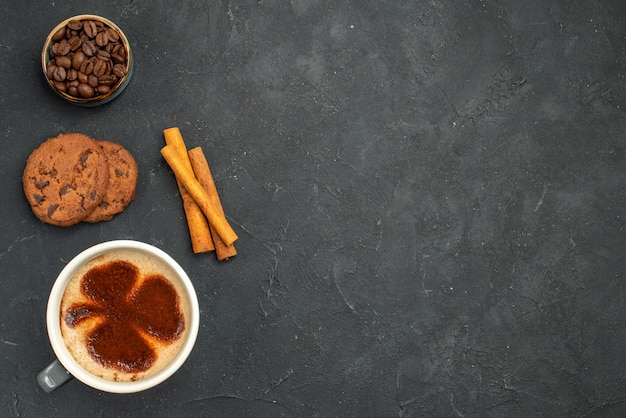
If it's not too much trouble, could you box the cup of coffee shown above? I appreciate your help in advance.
[37,240,199,393]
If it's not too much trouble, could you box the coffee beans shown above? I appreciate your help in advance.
[45,18,129,101]
[96,32,108,47]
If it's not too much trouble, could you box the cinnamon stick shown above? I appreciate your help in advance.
[162,127,214,253]
[188,147,237,261]
[161,145,238,247]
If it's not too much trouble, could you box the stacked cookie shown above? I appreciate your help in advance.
[22,132,137,226]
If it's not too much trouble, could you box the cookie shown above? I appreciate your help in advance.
[22,132,110,226]
[83,140,138,222]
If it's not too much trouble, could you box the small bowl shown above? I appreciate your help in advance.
[41,15,133,107]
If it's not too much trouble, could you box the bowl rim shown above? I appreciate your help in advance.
[41,14,133,106]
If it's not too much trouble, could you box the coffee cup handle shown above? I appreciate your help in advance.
[37,359,72,392]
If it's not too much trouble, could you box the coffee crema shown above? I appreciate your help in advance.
[60,249,190,382]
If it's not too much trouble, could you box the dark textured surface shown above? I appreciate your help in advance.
[1,1,625,416]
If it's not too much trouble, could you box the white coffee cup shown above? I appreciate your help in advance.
[37,240,200,393]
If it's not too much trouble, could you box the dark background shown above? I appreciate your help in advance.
[1,1,625,416]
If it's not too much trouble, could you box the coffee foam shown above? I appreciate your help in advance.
[60,249,191,382]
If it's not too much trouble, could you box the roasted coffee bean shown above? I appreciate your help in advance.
[111,53,125,64]
[95,32,108,47]
[83,21,98,38]
[79,59,94,75]
[67,20,82,31]
[77,83,95,98]
[68,35,82,51]
[71,50,86,70]
[57,39,71,55]
[112,64,126,78]
[95,20,105,32]
[51,27,66,42]
[96,49,110,61]
[77,71,88,84]
[97,85,111,94]
[92,59,107,77]
[105,27,120,42]
[55,55,72,69]
[67,68,78,81]
[68,85,79,96]
[98,74,117,85]
[82,40,97,57]
[46,63,57,79]
[111,43,124,54]
[49,43,59,58]
[54,80,67,92]
[88,74,99,88]
[52,66,66,82]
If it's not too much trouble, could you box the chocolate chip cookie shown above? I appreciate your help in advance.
[22,132,110,226]
[83,140,138,222]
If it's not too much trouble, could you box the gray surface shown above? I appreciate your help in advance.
[1,0,625,416]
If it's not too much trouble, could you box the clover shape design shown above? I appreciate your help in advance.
[65,260,185,373]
